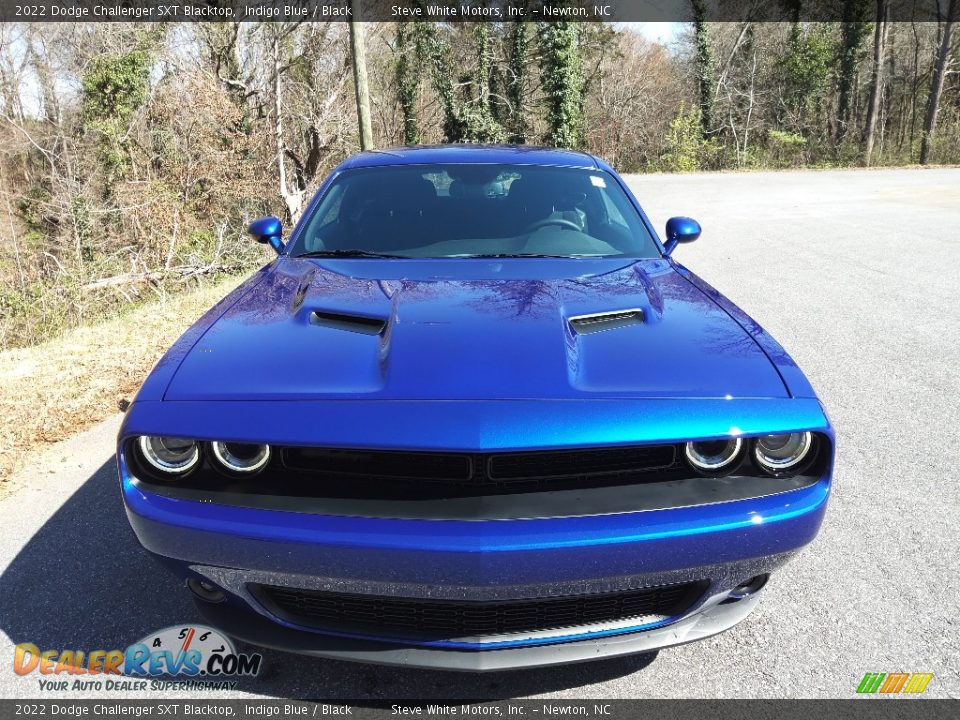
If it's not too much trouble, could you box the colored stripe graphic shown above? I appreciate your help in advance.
[903,673,934,694]
[880,673,909,693]
[857,672,932,694]
[857,673,886,694]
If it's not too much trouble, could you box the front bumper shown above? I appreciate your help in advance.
[119,397,833,668]
[122,463,829,667]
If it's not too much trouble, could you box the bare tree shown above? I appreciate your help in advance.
[722,47,760,167]
[920,0,958,164]
[863,0,890,165]
[270,26,304,221]
[264,23,354,222]
[196,23,263,114]
[0,24,27,123]
[3,20,960,352]
[349,1,374,150]
[26,27,61,125]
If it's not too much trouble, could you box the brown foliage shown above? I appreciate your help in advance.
[0,21,958,350]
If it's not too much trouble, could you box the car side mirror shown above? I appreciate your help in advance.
[664,216,701,256]
[249,216,284,255]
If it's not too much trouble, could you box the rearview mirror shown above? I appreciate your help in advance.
[249,216,284,254]
[664,216,701,256]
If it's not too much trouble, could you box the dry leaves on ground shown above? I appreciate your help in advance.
[0,276,246,484]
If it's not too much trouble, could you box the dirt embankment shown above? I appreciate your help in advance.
[0,276,245,486]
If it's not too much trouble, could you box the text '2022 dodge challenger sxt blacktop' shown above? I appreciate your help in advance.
[118,145,833,671]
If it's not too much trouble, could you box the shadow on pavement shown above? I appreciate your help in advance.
[0,458,657,698]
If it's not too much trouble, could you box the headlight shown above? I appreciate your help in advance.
[754,432,813,474]
[684,438,743,472]
[137,436,200,475]
[210,441,271,475]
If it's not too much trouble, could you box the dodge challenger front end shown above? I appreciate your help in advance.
[118,145,833,670]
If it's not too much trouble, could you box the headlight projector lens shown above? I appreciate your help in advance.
[754,432,813,473]
[138,436,199,475]
[210,441,271,474]
[685,438,743,472]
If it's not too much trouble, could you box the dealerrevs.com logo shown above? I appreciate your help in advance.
[13,625,262,692]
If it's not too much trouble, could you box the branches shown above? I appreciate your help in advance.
[2,20,960,349]
[81,262,246,291]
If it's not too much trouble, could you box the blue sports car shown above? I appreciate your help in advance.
[118,145,833,670]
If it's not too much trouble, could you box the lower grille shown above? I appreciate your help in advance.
[255,582,707,640]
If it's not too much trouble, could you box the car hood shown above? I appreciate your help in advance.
[164,258,788,401]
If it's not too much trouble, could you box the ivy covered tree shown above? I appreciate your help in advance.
[835,0,871,145]
[539,20,584,148]
[459,24,505,142]
[505,20,531,143]
[780,22,834,133]
[81,28,167,181]
[82,48,154,178]
[395,22,422,145]
[690,0,715,138]
[414,27,459,142]
[411,24,505,143]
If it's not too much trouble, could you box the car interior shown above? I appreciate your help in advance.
[297,165,658,258]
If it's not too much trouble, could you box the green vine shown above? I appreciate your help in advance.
[539,19,584,149]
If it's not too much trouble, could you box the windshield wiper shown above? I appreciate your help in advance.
[297,249,408,259]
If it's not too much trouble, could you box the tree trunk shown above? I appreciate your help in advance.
[506,21,529,143]
[908,20,921,146]
[0,47,24,123]
[475,24,491,112]
[713,22,750,103]
[28,35,60,125]
[920,0,958,164]
[539,22,584,149]
[862,0,889,166]
[272,35,303,222]
[395,23,420,145]
[424,30,462,142]
[349,1,374,151]
[691,0,715,138]
[836,0,870,147]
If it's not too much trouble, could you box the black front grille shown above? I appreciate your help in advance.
[279,444,679,499]
[255,582,707,640]
[284,448,473,481]
[488,445,675,480]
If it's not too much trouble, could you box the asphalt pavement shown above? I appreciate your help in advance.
[1,167,958,699]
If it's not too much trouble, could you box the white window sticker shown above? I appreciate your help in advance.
[590,175,606,188]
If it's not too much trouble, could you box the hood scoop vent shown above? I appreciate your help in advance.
[569,309,645,335]
[310,310,387,336]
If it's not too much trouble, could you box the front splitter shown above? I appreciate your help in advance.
[195,593,761,672]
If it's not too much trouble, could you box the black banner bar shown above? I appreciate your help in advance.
[0,0,955,24]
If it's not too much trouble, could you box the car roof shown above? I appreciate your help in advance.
[341,144,602,170]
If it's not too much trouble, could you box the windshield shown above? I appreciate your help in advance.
[292,163,660,259]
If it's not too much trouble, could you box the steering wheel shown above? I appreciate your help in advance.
[524,217,583,234]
